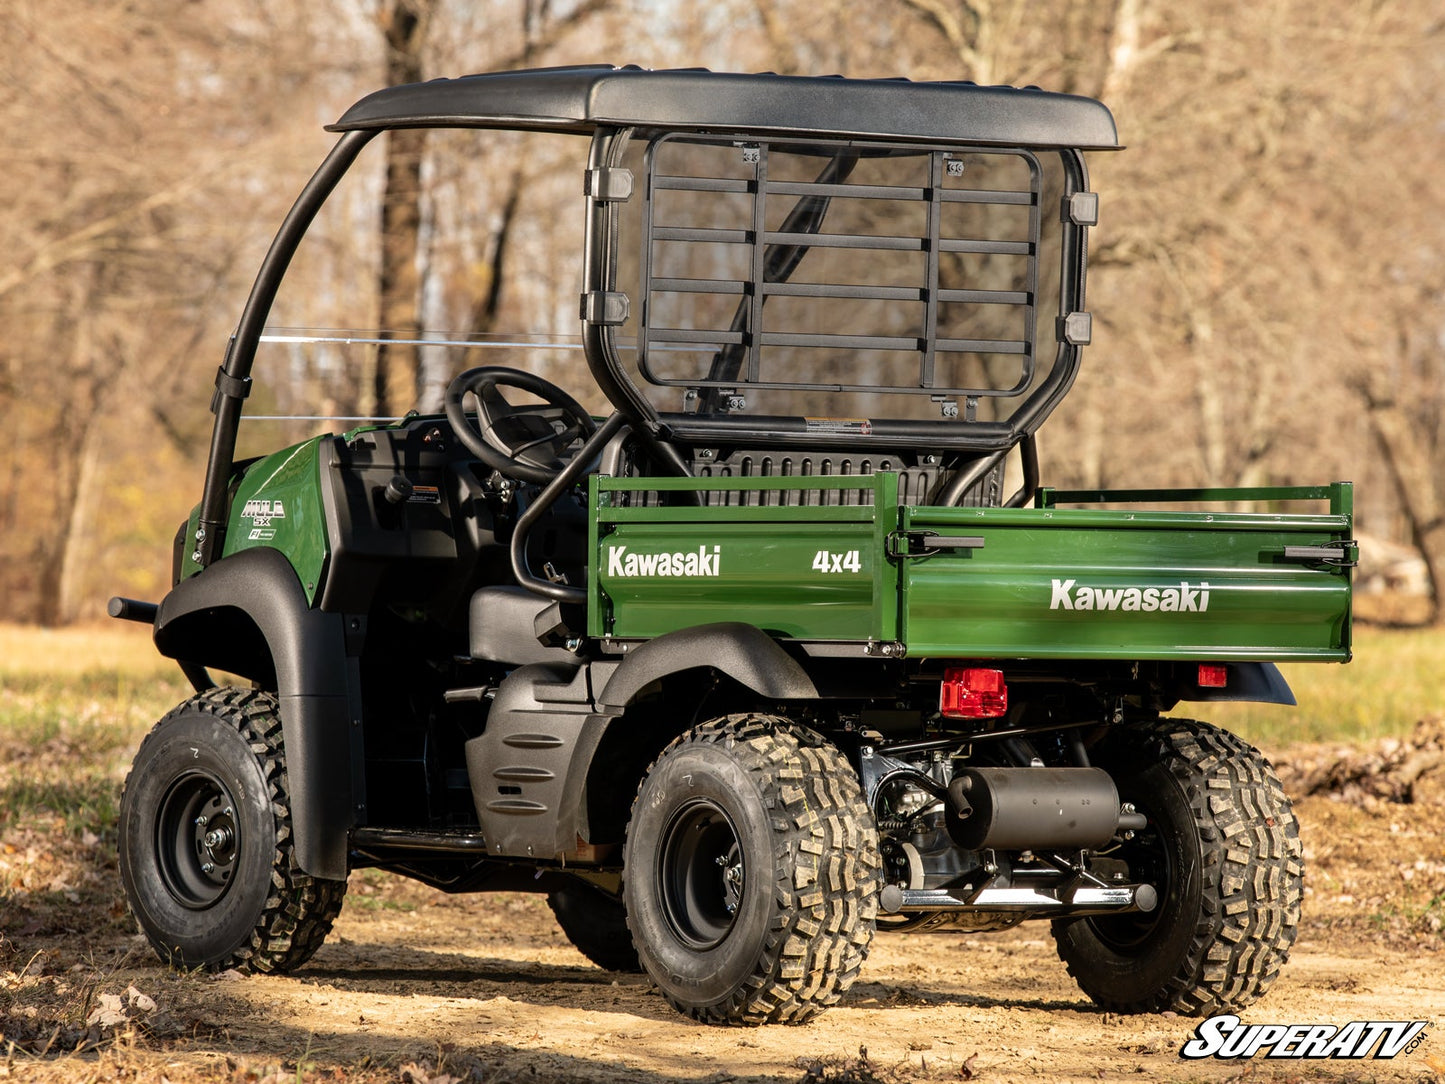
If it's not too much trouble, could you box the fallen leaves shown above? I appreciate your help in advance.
[796,1045,909,1083]
[399,1062,463,1084]
[1275,714,1445,805]
[84,984,156,1028]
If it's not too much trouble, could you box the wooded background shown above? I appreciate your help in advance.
[2,0,1441,626]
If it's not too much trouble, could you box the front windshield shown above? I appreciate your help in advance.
[234,122,1085,461]
[238,128,597,459]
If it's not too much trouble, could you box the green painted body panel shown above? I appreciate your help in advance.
[899,505,1351,661]
[591,475,1353,662]
[178,505,204,582]
[590,474,900,642]
[200,439,329,603]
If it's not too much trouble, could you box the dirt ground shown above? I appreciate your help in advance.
[2,727,1443,1083]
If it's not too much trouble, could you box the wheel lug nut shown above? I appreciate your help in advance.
[201,862,215,874]
[202,824,235,851]
[195,815,208,827]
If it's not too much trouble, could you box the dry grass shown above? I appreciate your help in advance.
[5,618,1440,744]
[1196,623,1445,749]
[0,638,452,1082]
[0,622,176,679]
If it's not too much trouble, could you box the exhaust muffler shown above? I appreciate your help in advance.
[945,766,1145,851]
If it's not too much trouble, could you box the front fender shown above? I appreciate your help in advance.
[154,547,356,879]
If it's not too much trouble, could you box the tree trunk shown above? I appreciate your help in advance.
[373,1,433,417]
[56,405,106,623]
[33,306,100,626]
[1365,395,1445,624]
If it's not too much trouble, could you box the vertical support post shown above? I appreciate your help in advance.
[196,130,376,566]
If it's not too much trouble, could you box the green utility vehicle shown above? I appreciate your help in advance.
[110,66,1354,1025]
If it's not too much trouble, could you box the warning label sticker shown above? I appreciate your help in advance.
[804,417,873,436]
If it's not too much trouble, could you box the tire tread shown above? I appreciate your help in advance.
[625,713,880,1025]
[1054,717,1302,1015]
[122,686,346,974]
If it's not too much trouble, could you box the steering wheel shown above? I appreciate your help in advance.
[444,366,597,486]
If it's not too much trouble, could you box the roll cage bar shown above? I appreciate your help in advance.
[196,66,1118,566]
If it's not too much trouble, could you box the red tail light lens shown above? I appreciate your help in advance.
[939,667,1008,719]
[1198,664,1229,688]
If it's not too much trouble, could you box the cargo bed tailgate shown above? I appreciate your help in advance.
[900,484,1354,661]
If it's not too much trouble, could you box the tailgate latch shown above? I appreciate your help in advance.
[887,531,986,558]
[1280,540,1358,568]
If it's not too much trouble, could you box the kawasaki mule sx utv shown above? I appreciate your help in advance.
[110,66,1354,1024]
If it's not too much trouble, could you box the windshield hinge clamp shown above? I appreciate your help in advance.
[581,291,630,326]
[586,167,634,202]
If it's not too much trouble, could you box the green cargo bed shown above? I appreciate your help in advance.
[589,476,1353,662]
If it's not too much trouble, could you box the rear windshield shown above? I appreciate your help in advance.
[606,133,1080,431]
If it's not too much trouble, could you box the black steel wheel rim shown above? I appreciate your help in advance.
[657,798,744,949]
[1083,803,1172,952]
[155,769,241,910]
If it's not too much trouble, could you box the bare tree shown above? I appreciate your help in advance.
[5,0,1444,625]
[369,0,615,416]
[0,0,368,623]
[372,0,435,418]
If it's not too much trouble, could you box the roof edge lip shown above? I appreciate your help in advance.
[325,64,1120,150]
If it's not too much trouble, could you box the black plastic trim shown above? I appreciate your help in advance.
[1172,661,1297,706]
[597,622,818,710]
[154,548,358,879]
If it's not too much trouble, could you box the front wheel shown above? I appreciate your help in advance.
[1053,717,1302,1015]
[118,687,346,973]
[623,715,880,1025]
[547,880,643,973]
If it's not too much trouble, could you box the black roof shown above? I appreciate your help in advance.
[328,65,1119,150]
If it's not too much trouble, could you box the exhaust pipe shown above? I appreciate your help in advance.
[879,881,1158,917]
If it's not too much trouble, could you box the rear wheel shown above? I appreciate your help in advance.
[118,687,346,973]
[623,714,880,1025]
[547,880,642,973]
[1052,717,1302,1014]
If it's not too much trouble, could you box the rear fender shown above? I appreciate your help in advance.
[1169,661,1296,706]
[596,622,817,711]
[154,546,358,880]
[471,625,819,859]
[566,624,820,850]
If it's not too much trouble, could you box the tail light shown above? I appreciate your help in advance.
[1198,664,1229,689]
[939,667,1008,719]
